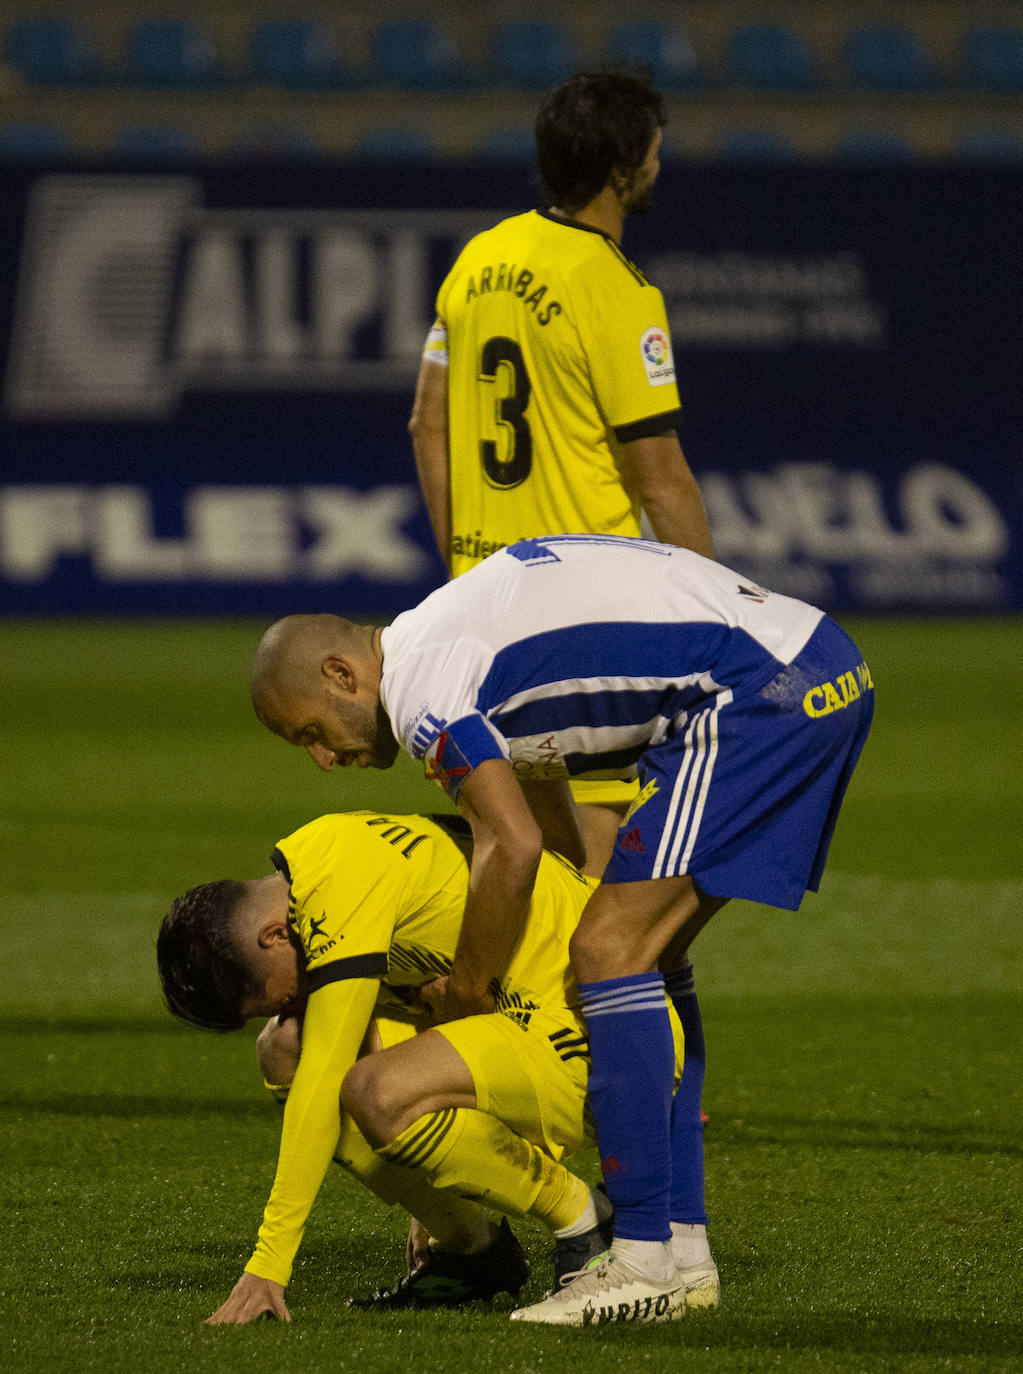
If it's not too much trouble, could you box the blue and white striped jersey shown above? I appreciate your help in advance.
[379,536,824,798]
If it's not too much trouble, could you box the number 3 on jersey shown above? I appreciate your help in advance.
[479,336,533,488]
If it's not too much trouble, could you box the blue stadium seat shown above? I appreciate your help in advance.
[727,24,820,90]
[606,22,701,90]
[958,129,1023,163]
[353,127,438,159]
[4,18,102,85]
[961,26,1023,93]
[717,129,797,161]
[112,125,198,161]
[0,121,72,159]
[235,126,323,160]
[370,20,467,89]
[124,18,225,88]
[489,21,579,89]
[843,25,935,91]
[249,19,347,88]
[478,126,536,160]
[834,130,915,162]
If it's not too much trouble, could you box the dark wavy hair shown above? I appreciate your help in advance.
[157,879,252,1031]
[535,69,666,214]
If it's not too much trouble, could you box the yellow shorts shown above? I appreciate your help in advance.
[435,1001,685,1163]
[569,778,639,808]
[437,1005,592,1161]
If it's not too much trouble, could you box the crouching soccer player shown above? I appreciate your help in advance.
[156,810,698,1326]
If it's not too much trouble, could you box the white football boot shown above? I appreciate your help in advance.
[510,1240,686,1327]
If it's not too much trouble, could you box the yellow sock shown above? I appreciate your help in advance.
[335,1112,492,1253]
[380,1107,589,1233]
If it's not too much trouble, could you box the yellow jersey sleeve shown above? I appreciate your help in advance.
[244,975,379,1286]
[571,251,681,436]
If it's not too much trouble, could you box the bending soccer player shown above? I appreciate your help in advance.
[251,534,874,1326]
[157,809,688,1325]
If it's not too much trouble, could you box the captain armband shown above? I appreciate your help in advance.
[422,321,449,366]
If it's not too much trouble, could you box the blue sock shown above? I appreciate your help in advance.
[664,963,708,1226]
[578,973,674,1242]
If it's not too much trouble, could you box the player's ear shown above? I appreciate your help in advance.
[256,918,292,949]
[322,654,356,692]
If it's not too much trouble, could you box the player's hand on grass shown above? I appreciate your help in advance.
[420,975,495,1023]
[406,1217,432,1271]
[205,1272,291,1324]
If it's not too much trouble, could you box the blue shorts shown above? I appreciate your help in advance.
[601,617,874,910]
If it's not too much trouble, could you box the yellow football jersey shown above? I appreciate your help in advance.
[273,810,597,1016]
[431,210,682,577]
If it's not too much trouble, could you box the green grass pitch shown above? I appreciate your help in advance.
[1,615,1021,1373]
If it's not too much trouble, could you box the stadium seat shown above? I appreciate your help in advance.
[606,22,701,90]
[488,21,579,89]
[727,24,820,90]
[717,129,797,161]
[353,127,438,159]
[843,25,935,91]
[960,26,1023,93]
[249,19,347,88]
[124,18,225,87]
[0,121,72,159]
[234,126,323,160]
[957,129,1023,163]
[834,130,915,162]
[112,124,199,161]
[478,126,536,160]
[4,17,102,85]
[370,19,467,89]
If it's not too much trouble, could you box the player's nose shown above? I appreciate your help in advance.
[306,742,338,771]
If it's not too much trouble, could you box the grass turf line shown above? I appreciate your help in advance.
[1,616,1021,1372]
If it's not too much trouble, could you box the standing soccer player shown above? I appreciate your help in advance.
[250,536,874,1325]
[410,69,711,580]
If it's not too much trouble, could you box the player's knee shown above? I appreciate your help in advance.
[255,1013,301,1086]
[569,922,623,981]
[342,1057,400,1148]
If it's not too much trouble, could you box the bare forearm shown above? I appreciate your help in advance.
[409,358,451,567]
[450,837,541,1001]
[644,468,714,558]
[624,433,715,559]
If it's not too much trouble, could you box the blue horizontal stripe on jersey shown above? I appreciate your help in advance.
[476,622,732,717]
[489,685,708,741]
[477,621,785,720]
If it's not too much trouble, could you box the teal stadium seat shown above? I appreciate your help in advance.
[112,124,198,160]
[0,121,72,158]
[250,19,347,89]
[4,17,102,85]
[124,17,225,88]
[727,24,820,90]
[718,129,797,160]
[843,25,936,91]
[370,19,468,89]
[834,130,915,161]
[489,21,579,90]
[961,26,1023,92]
[958,129,1023,162]
[606,22,701,90]
[353,127,438,159]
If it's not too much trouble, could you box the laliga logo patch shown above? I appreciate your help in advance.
[639,327,676,387]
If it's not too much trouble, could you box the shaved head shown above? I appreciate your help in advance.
[250,613,398,771]
[250,613,365,719]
